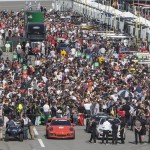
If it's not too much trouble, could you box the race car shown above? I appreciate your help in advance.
[96,117,126,140]
[85,112,108,133]
[46,118,75,139]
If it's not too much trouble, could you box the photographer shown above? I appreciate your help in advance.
[89,118,96,143]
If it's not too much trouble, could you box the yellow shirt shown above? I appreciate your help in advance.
[61,50,67,56]
[98,57,104,63]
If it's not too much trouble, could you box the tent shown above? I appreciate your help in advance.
[134,16,150,26]
[121,11,137,19]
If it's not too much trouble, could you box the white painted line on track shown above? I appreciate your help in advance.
[38,139,45,148]
[33,127,39,135]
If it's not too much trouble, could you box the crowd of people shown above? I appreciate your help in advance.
[0,5,149,143]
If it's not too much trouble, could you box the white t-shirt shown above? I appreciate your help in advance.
[43,104,50,112]
[102,121,112,131]
[94,103,100,114]
[5,43,11,48]
[84,103,92,110]
[16,44,21,50]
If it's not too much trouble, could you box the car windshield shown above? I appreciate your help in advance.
[112,119,120,124]
[107,118,121,124]
[94,116,103,122]
[51,120,71,126]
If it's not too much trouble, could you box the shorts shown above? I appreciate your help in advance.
[140,129,146,135]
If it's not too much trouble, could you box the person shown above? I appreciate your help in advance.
[5,41,11,52]
[89,118,97,143]
[111,120,118,144]
[43,101,50,125]
[134,116,142,144]
[35,102,41,126]
[6,115,16,127]
[51,100,57,118]
[0,117,4,140]
[122,102,130,128]
[119,117,126,144]
[0,105,3,118]
[72,110,78,125]
[78,103,86,126]
[17,101,23,118]
[28,119,35,140]
[65,106,70,119]
[102,118,112,145]
[22,114,29,140]
[0,48,3,59]
[94,100,100,115]
[140,114,147,144]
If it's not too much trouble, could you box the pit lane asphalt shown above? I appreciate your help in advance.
[0,126,149,150]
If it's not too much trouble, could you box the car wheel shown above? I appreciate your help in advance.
[19,133,23,142]
[5,133,9,142]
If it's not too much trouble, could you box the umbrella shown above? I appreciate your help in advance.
[136,86,142,93]
[117,90,134,98]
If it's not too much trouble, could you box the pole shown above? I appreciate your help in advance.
[113,0,116,33]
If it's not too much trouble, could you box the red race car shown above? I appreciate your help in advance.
[46,118,75,139]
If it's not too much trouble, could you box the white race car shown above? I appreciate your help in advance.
[96,117,125,140]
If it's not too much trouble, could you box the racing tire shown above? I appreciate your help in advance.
[5,133,9,142]
[19,134,23,142]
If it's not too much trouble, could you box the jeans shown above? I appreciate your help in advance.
[112,131,118,144]
[89,131,96,143]
[120,130,125,143]
[102,130,109,144]
[0,127,3,139]
[23,126,28,140]
[44,112,49,125]
[73,118,78,125]
[135,129,142,144]
[35,116,41,126]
